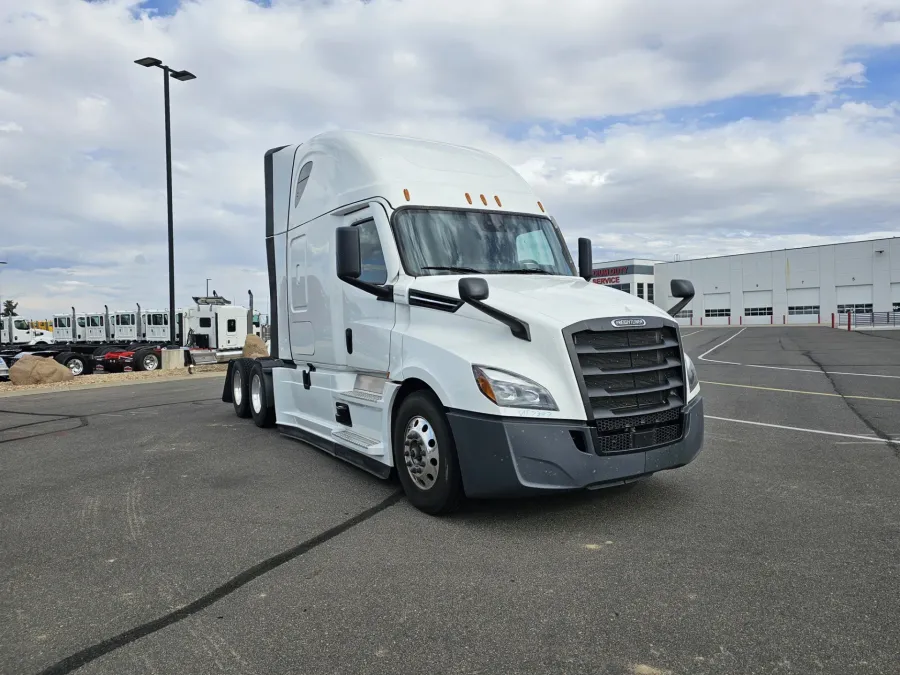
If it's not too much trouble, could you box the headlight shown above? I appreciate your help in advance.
[472,365,558,410]
[685,354,699,394]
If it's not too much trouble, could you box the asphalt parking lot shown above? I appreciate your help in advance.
[2,327,898,675]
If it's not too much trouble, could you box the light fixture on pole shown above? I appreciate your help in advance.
[134,56,196,345]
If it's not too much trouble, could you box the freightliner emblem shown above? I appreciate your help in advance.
[611,317,646,328]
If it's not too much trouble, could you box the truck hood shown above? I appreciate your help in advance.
[406,275,673,326]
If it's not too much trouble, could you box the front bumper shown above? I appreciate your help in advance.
[448,396,704,498]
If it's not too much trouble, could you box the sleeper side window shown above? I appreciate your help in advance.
[294,162,313,208]
[227,319,236,333]
[355,219,388,285]
[199,318,211,328]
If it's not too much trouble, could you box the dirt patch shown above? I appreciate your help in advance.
[0,363,228,396]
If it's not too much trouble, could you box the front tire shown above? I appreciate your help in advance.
[55,351,87,376]
[392,391,463,515]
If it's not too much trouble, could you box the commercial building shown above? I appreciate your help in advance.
[590,259,660,303]
[651,236,900,325]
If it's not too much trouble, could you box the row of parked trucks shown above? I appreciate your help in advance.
[1,296,267,378]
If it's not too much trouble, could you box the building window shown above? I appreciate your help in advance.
[837,304,873,314]
[788,305,820,315]
[647,283,654,304]
[603,283,631,293]
[893,302,900,312]
[636,282,644,299]
[744,307,773,317]
[705,309,731,318]
[199,318,212,328]
[674,309,693,319]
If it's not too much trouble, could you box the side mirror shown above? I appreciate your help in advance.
[458,277,489,302]
[668,279,695,317]
[578,238,593,281]
[335,226,361,279]
[671,279,694,298]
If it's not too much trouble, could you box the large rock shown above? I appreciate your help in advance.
[9,355,75,385]
[242,334,269,358]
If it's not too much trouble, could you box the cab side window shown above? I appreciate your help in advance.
[356,219,387,285]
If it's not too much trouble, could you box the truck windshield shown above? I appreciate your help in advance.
[393,208,576,277]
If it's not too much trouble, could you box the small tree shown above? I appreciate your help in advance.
[1,300,18,317]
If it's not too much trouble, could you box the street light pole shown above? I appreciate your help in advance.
[162,65,176,345]
[0,261,7,344]
[134,56,196,345]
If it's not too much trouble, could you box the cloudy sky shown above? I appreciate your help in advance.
[2,0,900,317]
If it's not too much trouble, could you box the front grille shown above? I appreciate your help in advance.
[568,323,686,454]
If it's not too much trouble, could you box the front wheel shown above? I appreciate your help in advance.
[392,391,463,515]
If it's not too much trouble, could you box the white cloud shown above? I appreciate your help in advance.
[0,0,899,315]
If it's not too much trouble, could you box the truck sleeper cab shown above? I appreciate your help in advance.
[223,130,704,515]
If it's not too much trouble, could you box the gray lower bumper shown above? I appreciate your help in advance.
[447,397,704,499]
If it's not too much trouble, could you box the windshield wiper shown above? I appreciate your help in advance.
[497,268,552,274]
[421,266,485,274]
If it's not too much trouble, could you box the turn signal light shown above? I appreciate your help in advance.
[475,371,497,403]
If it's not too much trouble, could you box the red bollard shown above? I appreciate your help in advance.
[831,313,835,329]
[728,316,731,325]
[783,314,786,324]
[700,317,703,326]
[848,312,852,331]
[740,315,742,325]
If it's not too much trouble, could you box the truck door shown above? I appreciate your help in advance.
[341,204,397,374]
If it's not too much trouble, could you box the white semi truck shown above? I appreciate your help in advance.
[1,317,53,345]
[223,130,703,515]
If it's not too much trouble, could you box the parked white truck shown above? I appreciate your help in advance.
[223,130,703,514]
[1,317,53,345]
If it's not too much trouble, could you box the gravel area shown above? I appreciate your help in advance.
[0,363,228,394]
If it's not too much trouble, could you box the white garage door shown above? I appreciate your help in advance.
[742,290,773,324]
[787,288,820,322]
[836,285,873,314]
[703,292,731,324]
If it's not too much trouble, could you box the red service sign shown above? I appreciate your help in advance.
[593,276,621,284]
[592,267,628,277]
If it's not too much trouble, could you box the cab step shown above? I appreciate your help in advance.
[337,388,384,408]
[332,429,383,456]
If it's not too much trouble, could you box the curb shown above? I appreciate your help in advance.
[0,370,225,398]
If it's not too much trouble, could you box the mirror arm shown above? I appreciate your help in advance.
[461,297,531,341]
[338,275,394,301]
[668,297,692,317]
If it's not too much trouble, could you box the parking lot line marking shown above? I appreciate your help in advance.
[700,380,900,403]
[743,364,900,379]
[698,328,746,364]
[681,330,704,337]
[707,416,898,444]
[695,327,900,379]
